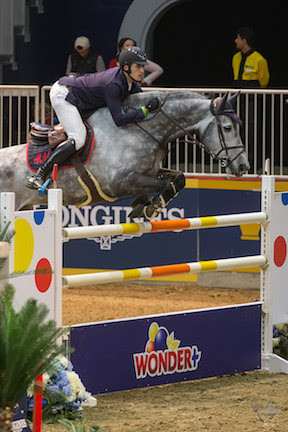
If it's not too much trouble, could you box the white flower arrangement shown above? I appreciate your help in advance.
[27,355,96,422]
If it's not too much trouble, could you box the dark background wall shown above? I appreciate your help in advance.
[153,1,288,88]
[3,0,288,89]
[3,0,133,86]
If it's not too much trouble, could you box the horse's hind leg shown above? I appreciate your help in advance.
[143,169,186,220]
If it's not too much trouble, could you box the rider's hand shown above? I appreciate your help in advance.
[145,97,160,113]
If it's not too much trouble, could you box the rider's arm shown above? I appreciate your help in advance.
[103,83,145,127]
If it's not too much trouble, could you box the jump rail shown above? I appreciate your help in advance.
[62,255,266,288]
[62,212,267,240]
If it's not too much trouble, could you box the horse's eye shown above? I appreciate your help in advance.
[224,125,232,131]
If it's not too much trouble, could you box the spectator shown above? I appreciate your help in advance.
[232,27,270,88]
[109,37,163,86]
[66,36,106,75]
[232,28,270,173]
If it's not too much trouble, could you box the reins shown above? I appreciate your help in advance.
[133,95,245,169]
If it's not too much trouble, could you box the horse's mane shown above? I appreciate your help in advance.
[123,90,208,108]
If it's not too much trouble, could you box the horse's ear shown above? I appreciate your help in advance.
[227,91,240,109]
[216,92,228,113]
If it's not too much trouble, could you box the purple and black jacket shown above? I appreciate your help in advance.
[59,67,144,126]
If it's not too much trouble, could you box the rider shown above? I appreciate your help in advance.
[26,46,160,190]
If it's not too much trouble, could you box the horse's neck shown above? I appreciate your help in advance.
[157,95,212,141]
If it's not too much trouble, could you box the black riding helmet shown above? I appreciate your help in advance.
[119,47,148,76]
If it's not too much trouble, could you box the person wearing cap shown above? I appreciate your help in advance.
[26,46,160,190]
[66,36,106,75]
[109,37,164,86]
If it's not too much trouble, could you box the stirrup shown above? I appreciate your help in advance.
[25,174,45,190]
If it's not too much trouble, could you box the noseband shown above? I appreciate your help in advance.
[135,96,245,169]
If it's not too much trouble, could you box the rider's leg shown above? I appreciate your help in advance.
[26,139,76,189]
[26,82,86,190]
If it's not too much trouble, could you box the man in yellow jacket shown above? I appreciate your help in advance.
[232,28,270,88]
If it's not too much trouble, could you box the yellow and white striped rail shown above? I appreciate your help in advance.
[62,255,267,288]
[62,212,267,241]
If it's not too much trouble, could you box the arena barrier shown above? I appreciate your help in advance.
[2,175,288,394]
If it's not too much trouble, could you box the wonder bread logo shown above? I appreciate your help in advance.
[133,322,201,379]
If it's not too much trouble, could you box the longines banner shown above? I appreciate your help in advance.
[62,188,261,271]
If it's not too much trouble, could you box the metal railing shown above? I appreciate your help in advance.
[151,88,288,177]
[1,85,288,177]
[0,85,39,148]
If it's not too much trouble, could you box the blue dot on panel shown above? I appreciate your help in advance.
[34,210,45,225]
[281,193,288,206]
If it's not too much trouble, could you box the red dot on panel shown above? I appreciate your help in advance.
[274,236,287,267]
[35,258,52,293]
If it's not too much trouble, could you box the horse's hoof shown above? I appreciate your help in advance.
[131,194,149,208]
[143,195,166,220]
[128,203,145,219]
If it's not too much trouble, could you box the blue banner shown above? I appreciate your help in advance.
[70,302,261,394]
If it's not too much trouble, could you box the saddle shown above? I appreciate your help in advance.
[27,122,116,207]
[27,121,94,169]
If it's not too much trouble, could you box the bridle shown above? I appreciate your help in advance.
[135,96,246,169]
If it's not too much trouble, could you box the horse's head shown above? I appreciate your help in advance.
[199,92,250,176]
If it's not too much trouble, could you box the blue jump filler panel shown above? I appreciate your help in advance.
[70,302,261,394]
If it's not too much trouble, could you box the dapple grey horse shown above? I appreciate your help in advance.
[0,90,249,217]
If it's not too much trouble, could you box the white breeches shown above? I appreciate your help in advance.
[49,81,86,151]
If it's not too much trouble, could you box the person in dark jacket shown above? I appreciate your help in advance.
[26,47,160,190]
[66,36,106,75]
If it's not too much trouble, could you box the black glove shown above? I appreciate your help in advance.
[145,97,160,113]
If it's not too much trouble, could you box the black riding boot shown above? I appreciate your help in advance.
[25,139,76,190]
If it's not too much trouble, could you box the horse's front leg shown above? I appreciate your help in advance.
[143,169,186,220]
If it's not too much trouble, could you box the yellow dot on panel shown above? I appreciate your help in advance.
[14,218,34,273]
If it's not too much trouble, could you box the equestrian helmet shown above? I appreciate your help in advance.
[119,46,148,68]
